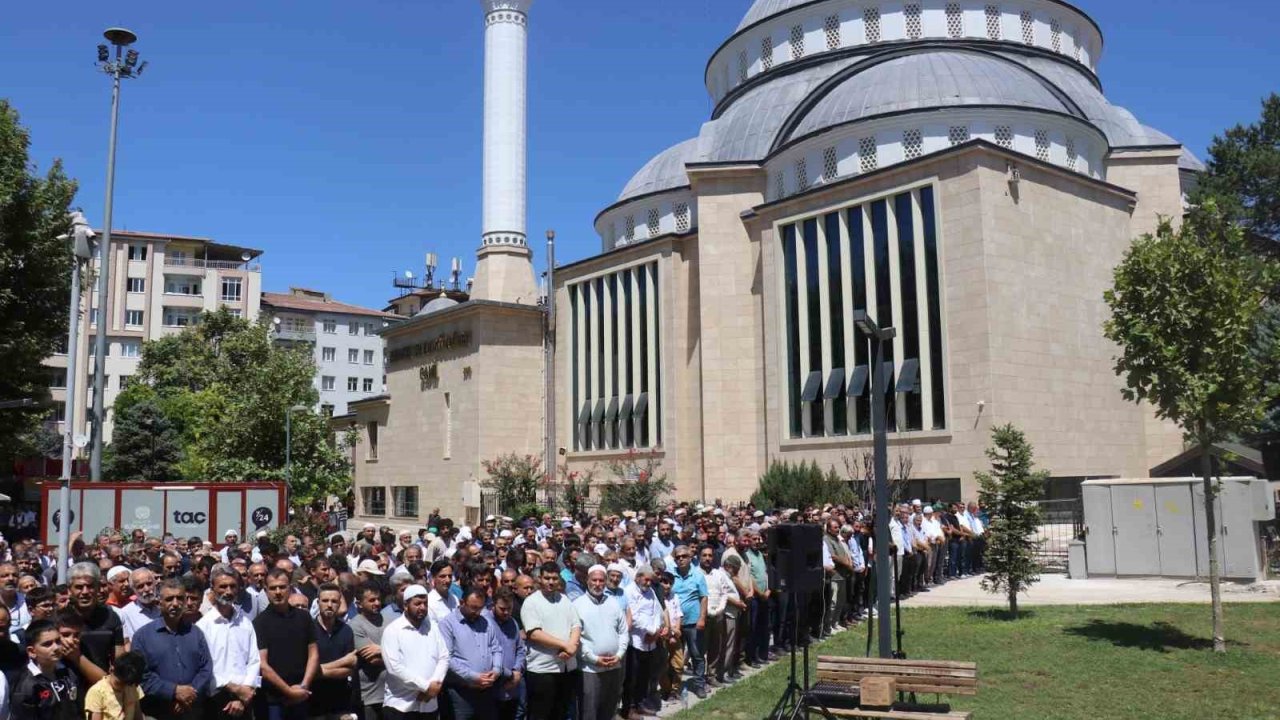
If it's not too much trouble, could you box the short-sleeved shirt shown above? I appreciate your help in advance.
[85,676,143,720]
[311,619,354,714]
[349,612,386,707]
[79,604,125,676]
[253,605,316,701]
[671,567,707,626]
[519,591,581,674]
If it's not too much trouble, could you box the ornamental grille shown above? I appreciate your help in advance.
[1021,11,1034,45]
[985,5,1001,40]
[903,129,923,160]
[859,136,878,173]
[864,7,881,43]
[739,50,749,83]
[946,3,963,38]
[823,146,839,181]
[610,222,617,244]
[647,208,661,238]
[1035,130,1050,161]
[905,4,923,39]
[994,125,1013,148]
[1074,39,1082,62]
[948,125,970,146]
[1050,19,1062,52]
[775,171,786,200]
[624,215,635,242]
[790,25,805,60]
[761,36,774,70]
[674,203,690,232]
[824,15,841,50]
[795,158,810,191]
[1065,138,1078,170]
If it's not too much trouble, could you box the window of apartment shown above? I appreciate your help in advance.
[164,277,201,295]
[163,310,197,327]
[228,308,242,318]
[168,249,188,264]
[126,278,145,294]
[362,487,386,516]
[88,308,99,326]
[348,322,360,335]
[220,277,242,302]
[392,486,418,518]
[119,374,132,389]
[125,310,144,327]
[121,341,141,358]
[320,403,334,417]
[127,244,148,261]
[367,421,379,460]
[323,319,336,334]
[50,403,66,424]
[49,369,67,388]
[347,377,358,392]
[363,349,375,365]
[322,347,336,362]
[365,322,375,335]
[321,375,335,391]
[348,348,359,364]
[362,378,374,392]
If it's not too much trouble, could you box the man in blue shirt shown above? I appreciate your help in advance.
[670,545,708,698]
[131,578,213,720]
[485,586,526,720]
[438,587,505,720]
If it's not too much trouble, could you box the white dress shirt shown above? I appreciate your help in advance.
[119,601,161,641]
[625,583,662,652]
[968,514,985,537]
[427,589,458,624]
[381,614,449,713]
[705,568,738,618]
[196,606,261,692]
[888,519,908,557]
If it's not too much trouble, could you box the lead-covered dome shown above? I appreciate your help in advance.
[618,138,702,202]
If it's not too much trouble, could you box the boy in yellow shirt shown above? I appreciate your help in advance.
[84,650,145,720]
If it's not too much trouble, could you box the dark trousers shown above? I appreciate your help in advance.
[382,708,437,720]
[771,590,790,650]
[749,596,770,663]
[623,646,656,711]
[525,671,576,720]
[362,705,383,720]
[970,536,986,573]
[948,539,969,576]
[144,698,207,720]
[206,689,254,720]
[444,685,497,720]
[681,624,706,692]
[265,703,308,720]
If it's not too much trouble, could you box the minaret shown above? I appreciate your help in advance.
[472,0,538,304]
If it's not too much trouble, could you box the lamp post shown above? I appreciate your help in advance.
[854,310,896,658]
[544,229,556,500]
[284,404,309,489]
[89,28,147,481]
[56,212,95,583]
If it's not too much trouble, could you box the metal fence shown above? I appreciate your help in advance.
[1032,496,1084,573]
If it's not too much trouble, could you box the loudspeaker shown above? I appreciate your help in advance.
[766,523,824,593]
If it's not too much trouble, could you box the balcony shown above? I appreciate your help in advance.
[274,328,316,343]
[165,257,261,272]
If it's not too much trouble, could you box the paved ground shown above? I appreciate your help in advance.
[902,573,1280,607]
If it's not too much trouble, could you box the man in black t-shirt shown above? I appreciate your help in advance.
[310,584,355,720]
[64,563,123,692]
[255,568,318,720]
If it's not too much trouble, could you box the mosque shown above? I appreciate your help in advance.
[342,0,1203,527]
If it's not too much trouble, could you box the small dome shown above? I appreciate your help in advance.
[786,51,1076,144]
[618,138,702,201]
[416,294,459,316]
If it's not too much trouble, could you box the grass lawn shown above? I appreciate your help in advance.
[670,603,1280,720]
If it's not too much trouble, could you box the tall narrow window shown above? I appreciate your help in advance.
[985,5,1001,40]
[948,125,970,146]
[789,25,805,60]
[995,125,1013,148]
[738,50,749,83]
[946,3,963,38]
[1021,11,1035,44]
[443,392,452,459]
[905,4,922,39]
[824,15,841,50]
[322,347,335,362]
[761,36,774,70]
[863,7,881,43]
[903,129,923,160]
[647,208,661,238]
[795,158,809,192]
[367,421,378,460]
[674,202,690,233]
[1050,18,1062,52]
[1035,130,1050,161]
[859,136,878,173]
[822,146,839,182]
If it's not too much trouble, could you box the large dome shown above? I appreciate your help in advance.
[736,0,808,31]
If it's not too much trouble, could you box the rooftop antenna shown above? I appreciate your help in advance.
[450,257,462,290]
[425,252,438,289]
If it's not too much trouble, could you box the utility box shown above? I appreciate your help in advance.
[1081,477,1274,581]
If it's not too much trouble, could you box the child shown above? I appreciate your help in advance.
[10,620,78,720]
[84,651,145,720]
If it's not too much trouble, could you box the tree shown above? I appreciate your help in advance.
[600,450,674,516]
[1194,93,1280,240]
[557,465,596,521]
[751,459,855,510]
[110,308,354,503]
[1104,200,1280,651]
[105,398,182,481]
[0,101,77,459]
[481,453,543,519]
[975,424,1046,616]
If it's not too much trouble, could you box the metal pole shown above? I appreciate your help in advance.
[872,334,892,658]
[544,230,556,501]
[89,57,123,481]
[57,257,82,584]
[285,411,293,488]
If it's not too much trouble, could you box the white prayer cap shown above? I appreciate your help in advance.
[594,543,609,556]
[499,529,513,539]
[912,499,922,506]
[224,529,238,538]
[607,562,627,575]
[403,584,429,601]
[107,566,130,581]
[923,506,934,514]
[587,564,607,577]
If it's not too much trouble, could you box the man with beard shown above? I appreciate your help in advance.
[119,569,161,646]
[349,585,387,720]
[0,562,31,637]
[485,587,525,720]
[255,568,319,720]
[311,584,356,720]
[622,567,663,718]
[196,565,260,720]
[132,579,213,720]
[381,585,447,720]
[511,576,536,630]
[574,565,628,720]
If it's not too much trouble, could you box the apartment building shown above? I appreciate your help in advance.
[43,230,263,444]
[261,288,399,416]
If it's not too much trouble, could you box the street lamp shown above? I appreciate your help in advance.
[55,212,96,584]
[853,309,897,658]
[284,404,309,488]
[89,28,147,481]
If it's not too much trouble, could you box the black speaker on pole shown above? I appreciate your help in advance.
[766,523,824,594]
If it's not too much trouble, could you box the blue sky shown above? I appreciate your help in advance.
[4,1,1277,310]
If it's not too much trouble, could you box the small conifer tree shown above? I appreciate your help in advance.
[975,424,1047,616]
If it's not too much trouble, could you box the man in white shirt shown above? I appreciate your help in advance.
[966,502,986,573]
[381,584,448,720]
[922,507,946,586]
[700,546,740,687]
[426,560,458,624]
[196,564,261,719]
[622,567,664,718]
[120,567,161,645]
[220,530,239,563]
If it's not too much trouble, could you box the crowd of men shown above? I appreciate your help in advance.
[0,497,988,720]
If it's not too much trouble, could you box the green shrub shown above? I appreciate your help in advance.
[750,460,856,510]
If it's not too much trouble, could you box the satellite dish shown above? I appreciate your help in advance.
[405,271,415,279]
[74,434,89,448]
[273,317,281,326]
[241,252,251,262]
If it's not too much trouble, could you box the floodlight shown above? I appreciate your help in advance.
[97,45,109,62]
[125,49,139,68]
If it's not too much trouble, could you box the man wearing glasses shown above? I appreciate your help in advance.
[669,548,708,698]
